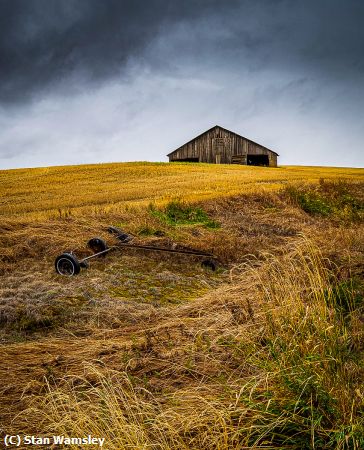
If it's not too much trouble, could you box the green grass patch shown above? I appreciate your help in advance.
[326,277,364,315]
[286,180,363,221]
[149,200,220,228]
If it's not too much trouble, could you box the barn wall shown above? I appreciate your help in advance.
[169,127,277,167]
[269,154,277,167]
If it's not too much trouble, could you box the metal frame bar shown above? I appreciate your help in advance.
[79,243,214,265]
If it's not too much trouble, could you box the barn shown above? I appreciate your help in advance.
[167,125,278,167]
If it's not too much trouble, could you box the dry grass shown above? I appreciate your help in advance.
[22,235,364,449]
[1,162,363,222]
[0,188,307,338]
[0,163,363,449]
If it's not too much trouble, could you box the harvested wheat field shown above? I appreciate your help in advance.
[0,162,364,449]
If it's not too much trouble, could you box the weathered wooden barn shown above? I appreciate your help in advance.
[167,125,278,167]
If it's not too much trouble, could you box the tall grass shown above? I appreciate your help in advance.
[33,237,364,449]
[239,237,364,449]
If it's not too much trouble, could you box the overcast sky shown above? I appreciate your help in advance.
[0,0,363,169]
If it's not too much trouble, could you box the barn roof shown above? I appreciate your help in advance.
[167,125,279,156]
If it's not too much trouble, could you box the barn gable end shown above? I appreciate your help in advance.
[167,125,278,167]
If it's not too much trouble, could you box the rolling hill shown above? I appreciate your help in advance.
[0,162,363,449]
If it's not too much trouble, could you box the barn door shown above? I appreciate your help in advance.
[213,137,232,164]
[213,138,226,164]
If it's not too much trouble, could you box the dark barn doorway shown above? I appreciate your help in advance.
[247,154,269,166]
[171,158,199,162]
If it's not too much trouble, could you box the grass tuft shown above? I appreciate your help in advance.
[286,180,363,222]
[150,199,220,228]
[149,200,220,228]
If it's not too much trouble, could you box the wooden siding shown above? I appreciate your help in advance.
[168,126,277,167]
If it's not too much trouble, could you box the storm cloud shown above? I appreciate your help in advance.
[0,0,363,168]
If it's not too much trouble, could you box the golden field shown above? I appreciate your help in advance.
[1,162,363,221]
[0,162,363,449]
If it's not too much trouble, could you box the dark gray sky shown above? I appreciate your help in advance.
[0,0,363,169]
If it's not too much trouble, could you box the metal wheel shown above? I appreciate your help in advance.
[88,237,108,254]
[55,253,81,276]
